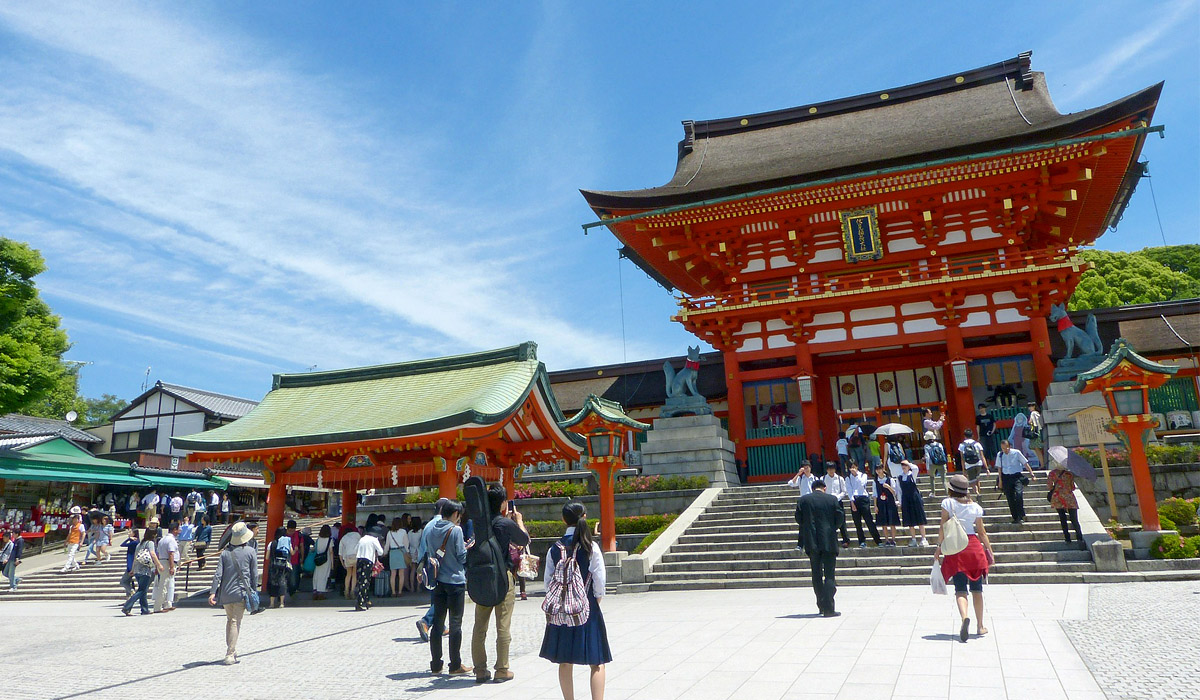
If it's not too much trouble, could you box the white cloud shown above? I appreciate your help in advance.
[1056,0,1197,105]
[0,2,636,379]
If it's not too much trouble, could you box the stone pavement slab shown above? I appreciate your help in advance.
[0,582,1183,699]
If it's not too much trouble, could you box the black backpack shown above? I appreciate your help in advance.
[962,441,981,465]
[463,476,510,607]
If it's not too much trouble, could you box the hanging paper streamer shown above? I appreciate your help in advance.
[391,465,399,487]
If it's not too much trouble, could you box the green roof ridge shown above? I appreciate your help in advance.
[273,341,538,390]
[561,394,650,431]
[1073,337,1180,391]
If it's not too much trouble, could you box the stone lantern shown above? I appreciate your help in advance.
[561,395,649,552]
[1074,338,1178,535]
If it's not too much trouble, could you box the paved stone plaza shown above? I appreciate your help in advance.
[0,582,1193,699]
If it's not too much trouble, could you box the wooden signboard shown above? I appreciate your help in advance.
[1071,405,1119,520]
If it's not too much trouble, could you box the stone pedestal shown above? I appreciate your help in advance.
[1042,380,1109,448]
[603,550,626,586]
[640,414,739,487]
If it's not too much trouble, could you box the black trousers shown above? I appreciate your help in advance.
[809,552,837,614]
[1001,472,1026,522]
[851,496,881,545]
[836,502,850,543]
[1057,508,1084,543]
[430,581,466,671]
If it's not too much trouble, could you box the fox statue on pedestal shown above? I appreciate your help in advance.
[1049,303,1103,357]
[664,346,703,398]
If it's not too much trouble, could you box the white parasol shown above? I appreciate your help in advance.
[871,423,915,438]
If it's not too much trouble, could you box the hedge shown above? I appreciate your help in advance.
[524,513,679,539]
[633,515,679,554]
[1159,497,1198,528]
[1078,445,1200,469]
[512,481,588,499]
[404,488,463,504]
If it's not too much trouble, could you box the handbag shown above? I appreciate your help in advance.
[314,541,329,567]
[940,504,969,556]
[418,529,453,591]
[371,559,385,577]
[302,549,316,574]
[517,552,540,580]
[135,543,154,567]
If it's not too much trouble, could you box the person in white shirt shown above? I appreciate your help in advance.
[384,517,410,597]
[835,433,850,473]
[822,462,852,547]
[787,461,815,496]
[354,527,384,611]
[153,522,180,613]
[922,431,949,497]
[956,429,990,495]
[141,490,160,525]
[845,463,881,548]
[338,524,362,599]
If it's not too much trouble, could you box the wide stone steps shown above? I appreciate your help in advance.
[632,478,1149,591]
[1,517,327,602]
[631,569,1200,592]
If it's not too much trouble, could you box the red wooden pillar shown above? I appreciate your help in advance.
[815,374,838,463]
[1029,316,1054,399]
[795,344,822,462]
[264,475,286,588]
[437,463,459,500]
[341,486,357,527]
[594,461,617,553]
[1122,418,1162,531]
[724,350,747,464]
[944,326,976,452]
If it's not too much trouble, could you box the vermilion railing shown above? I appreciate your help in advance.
[678,249,1079,314]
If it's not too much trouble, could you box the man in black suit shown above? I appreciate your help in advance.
[796,480,845,617]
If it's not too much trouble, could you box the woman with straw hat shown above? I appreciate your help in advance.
[935,474,995,643]
[209,521,258,665]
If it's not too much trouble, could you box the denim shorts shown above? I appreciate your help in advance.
[952,572,983,593]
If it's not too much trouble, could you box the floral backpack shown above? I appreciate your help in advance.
[541,542,590,627]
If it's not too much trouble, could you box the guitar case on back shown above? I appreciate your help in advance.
[463,475,510,607]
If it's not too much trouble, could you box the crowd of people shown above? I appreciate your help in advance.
[796,400,1085,639]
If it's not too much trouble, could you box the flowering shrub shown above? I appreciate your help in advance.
[614,475,708,494]
[511,481,588,500]
[1159,497,1198,528]
[1151,533,1200,559]
[1078,444,1200,469]
[404,488,462,504]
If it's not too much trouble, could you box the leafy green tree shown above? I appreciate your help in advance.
[1069,246,1200,311]
[82,394,129,426]
[0,238,73,415]
[21,366,87,422]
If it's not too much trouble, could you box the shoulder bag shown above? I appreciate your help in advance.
[940,502,969,556]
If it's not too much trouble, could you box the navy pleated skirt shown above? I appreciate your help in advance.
[539,595,612,666]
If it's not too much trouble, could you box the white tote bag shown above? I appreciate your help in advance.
[940,502,969,556]
[930,561,947,595]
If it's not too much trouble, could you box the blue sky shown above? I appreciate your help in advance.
[0,1,1196,405]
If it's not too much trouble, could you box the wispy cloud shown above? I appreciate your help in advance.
[0,2,642,388]
[1056,0,1197,104]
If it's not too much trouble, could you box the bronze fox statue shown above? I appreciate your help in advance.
[664,346,702,398]
[1049,303,1102,357]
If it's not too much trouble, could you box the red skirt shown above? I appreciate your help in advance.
[942,534,988,583]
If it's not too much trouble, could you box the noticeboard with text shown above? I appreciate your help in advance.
[1072,405,1119,445]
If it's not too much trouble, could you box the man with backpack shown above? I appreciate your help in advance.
[957,429,990,495]
[421,499,471,676]
[846,422,866,476]
[923,430,949,497]
[470,484,529,683]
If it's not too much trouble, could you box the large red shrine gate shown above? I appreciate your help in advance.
[174,343,584,563]
[582,53,1161,479]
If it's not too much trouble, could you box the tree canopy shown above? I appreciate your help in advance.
[0,238,73,415]
[1069,245,1200,311]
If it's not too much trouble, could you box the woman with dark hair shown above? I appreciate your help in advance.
[385,517,409,597]
[407,516,422,593]
[936,474,995,642]
[121,528,160,616]
[266,526,291,608]
[540,502,610,700]
[312,524,333,600]
[338,524,361,599]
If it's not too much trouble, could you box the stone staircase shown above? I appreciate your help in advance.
[0,517,329,602]
[623,475,1200,592]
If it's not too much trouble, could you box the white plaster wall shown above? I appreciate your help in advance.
[851,322,899,339]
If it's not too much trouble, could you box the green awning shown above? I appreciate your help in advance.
[133,471,229,491]
[0,439,227,490]
[0,460,149,487]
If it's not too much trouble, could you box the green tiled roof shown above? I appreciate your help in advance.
[1073,337,1179,392]
[172,342,578,453]
[560,394,650,431]
[0,438,226,489]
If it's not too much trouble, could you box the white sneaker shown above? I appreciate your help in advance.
[920,537,930,547]
[223,655,237,665]
[909,537,919,547]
